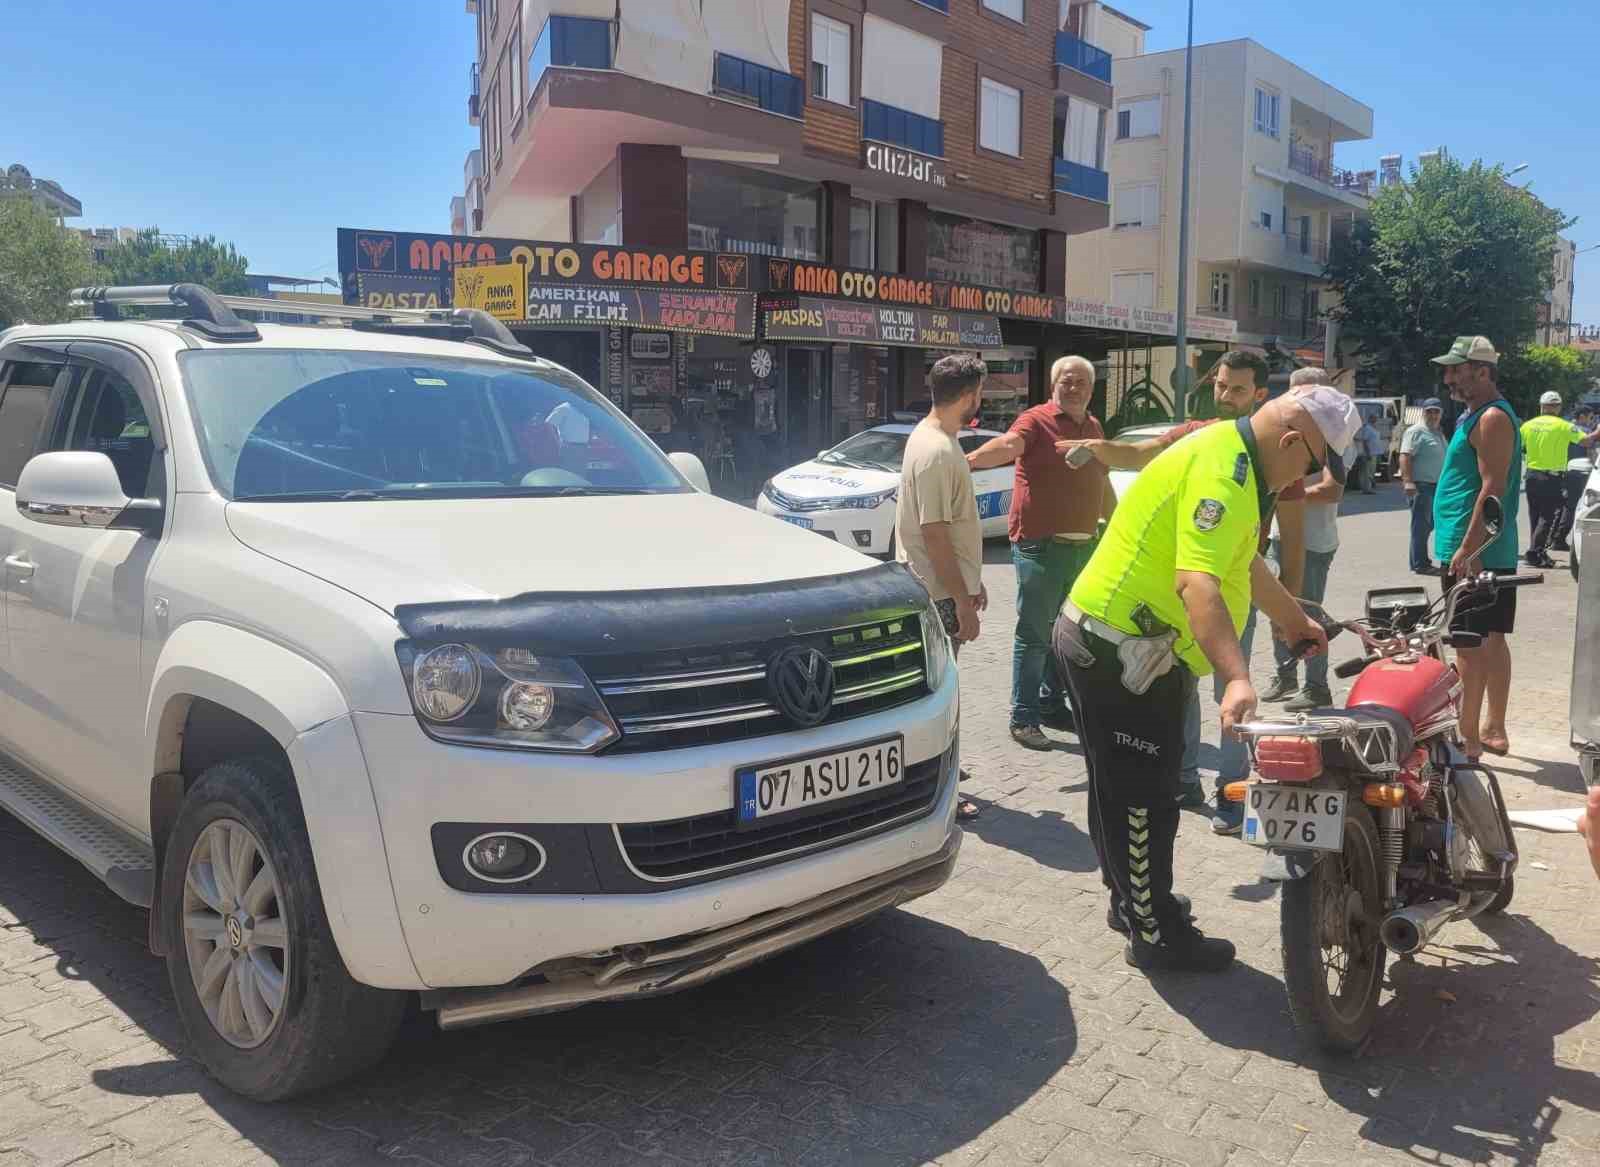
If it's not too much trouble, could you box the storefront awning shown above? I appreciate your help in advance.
[518,284,756,338]
[764,297,1002,349]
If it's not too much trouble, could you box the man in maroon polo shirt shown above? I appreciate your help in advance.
[966,355,1116,749]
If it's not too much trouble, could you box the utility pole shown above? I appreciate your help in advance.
[1172,0,1196,420]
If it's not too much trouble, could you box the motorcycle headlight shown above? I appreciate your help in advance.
[839,487,897,510]
[921,598,952,690]
[398,643,619,752]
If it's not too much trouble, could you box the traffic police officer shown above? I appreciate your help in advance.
[1054,386,1360,971]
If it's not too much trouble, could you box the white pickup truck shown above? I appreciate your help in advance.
[0,285,961,1100]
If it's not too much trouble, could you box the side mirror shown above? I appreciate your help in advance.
[667,451,711,494]
[1482,495,1503,539]
[15,451,161,534]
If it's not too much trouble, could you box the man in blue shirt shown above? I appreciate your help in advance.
[1399,399,1447,574]
[1430,336,1523,761]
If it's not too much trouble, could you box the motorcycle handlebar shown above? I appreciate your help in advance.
[1334,654,1378,680]
[1493,573,1545,588]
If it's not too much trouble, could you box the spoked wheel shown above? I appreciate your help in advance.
[181,819,290,1049]
[1281,807,1387,1052]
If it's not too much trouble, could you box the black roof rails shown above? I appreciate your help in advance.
[349,307,534,359]
[70,284,262,343]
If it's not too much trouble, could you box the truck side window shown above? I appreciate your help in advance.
[49,367,156,498]
[0,362,61,487]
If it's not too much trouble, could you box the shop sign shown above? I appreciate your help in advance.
[862,142,946,189]
[520,284,756,338]
[339,228,751,305]
[764,297,1001,349]
[604,327,625,404]
[764,258,1061,324]
[453,262,526,321]
[629,332,672,360]
[354,272,444,311]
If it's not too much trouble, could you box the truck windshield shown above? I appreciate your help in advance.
[179,349,687,501]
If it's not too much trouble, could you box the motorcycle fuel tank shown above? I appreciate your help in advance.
[1348,654,1457,729]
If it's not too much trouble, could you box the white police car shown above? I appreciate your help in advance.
[1571,454,1599,580]
[758,424,1014,555]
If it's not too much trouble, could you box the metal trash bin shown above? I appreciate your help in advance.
[1573,513,1600,786]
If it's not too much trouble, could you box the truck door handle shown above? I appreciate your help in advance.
[4,554,34,581]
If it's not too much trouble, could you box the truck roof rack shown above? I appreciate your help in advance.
[71,284,261,342]
[69,285,534,359]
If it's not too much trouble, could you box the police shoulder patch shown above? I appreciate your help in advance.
[1193,498,1226,531]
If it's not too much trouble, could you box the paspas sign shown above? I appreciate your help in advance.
[453,262,527,321]
[520,284,756,338]
[765,297,1002,349]
[863,142,946,188]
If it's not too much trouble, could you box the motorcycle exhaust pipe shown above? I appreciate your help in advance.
[1379,899,1463,955]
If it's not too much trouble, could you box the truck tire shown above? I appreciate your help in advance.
[161,756,406,1101]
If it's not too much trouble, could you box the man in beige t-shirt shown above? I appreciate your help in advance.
[896,353,988,820]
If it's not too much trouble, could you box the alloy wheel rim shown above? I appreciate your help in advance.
[181,818,290,1049]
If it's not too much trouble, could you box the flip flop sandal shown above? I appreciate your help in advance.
[1480,739,1510,757]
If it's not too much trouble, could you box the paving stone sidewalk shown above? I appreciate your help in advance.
[3,485,1598,1166]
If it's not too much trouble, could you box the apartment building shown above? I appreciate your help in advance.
[0,163,82,222]
[343,2,1183,493]
[1539,235,1576,347]
[1066,39,1374,380]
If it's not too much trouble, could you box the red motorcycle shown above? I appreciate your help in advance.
[1224,500,1541,1051]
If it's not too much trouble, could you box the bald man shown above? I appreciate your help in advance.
[968,355,1117,749]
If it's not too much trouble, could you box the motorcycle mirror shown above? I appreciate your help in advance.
[1482,496,1503,539]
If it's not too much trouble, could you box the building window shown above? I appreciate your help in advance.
[1253,85,1280,138]
[1209,272,1231,313]
[928,211,1038,291]
[687,159,821,260]
[981,0,1024,20]
[508,22,522,124]
[979,78,1022,157]
[713,54,803,117]
[811,14,852,106]
[1111,272,1156,310]
[848,199,875,269]
[1113,182,1158,230]
[1115,96,1160,140]
[528,15,612,95]
[861,100,945,157]
[484,0,497,30]
[1248,277,1261,312]
[1059,97,1106,170]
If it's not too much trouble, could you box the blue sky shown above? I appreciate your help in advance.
[5,1,1595,323]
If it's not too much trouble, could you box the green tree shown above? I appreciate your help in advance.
[0,198,95,327]
[1499,344,1591,416]
[97,228,250,294]
[1325,156,1572,395]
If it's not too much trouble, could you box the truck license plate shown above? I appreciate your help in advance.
[736,737,903,824]
[1242,783,1345,852]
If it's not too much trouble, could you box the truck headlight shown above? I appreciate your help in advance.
[398,643,618,752]
[921,598,952,690]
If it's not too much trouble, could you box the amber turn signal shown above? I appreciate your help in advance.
[1362,783,1407,808]
[1223,781,1248,803]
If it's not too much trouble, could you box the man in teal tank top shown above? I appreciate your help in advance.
[1430,336,1524,760]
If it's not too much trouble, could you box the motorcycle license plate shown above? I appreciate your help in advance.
[1242,783,1345,852]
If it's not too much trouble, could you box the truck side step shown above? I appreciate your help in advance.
[0,756,155,907]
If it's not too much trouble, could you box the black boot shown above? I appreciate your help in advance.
[1125,918,1236,972]
[1107,892,1193,934]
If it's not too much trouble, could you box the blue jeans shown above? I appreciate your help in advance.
[1271,540,1336,691]
[1180,607,1256,787]
[1409,481,1437,571]
[1011,538,1095,727]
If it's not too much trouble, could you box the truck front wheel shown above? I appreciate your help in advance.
[161,756,406,1101]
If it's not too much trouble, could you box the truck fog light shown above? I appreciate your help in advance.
[462,832,546,882]
[500,681,555,730]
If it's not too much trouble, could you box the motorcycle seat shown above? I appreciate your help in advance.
[1304,705,1415,762]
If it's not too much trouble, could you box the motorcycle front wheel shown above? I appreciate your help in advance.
[1280,806,1387,1053]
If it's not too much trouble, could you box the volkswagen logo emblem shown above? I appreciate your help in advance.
[225,916,244,949]
[767,646,835,727]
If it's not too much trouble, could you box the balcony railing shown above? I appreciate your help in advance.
[468,62,480,125]
[1054,157,1109,203]
[1288,144,1373,198]
[911,0,948,11]
[862,99,945,157]
[1056,31,1112,83]
[1283,233,1329,264]
[528,14,612,95]
[713,53,802,118]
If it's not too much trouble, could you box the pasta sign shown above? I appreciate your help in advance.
[454,262,527,321]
